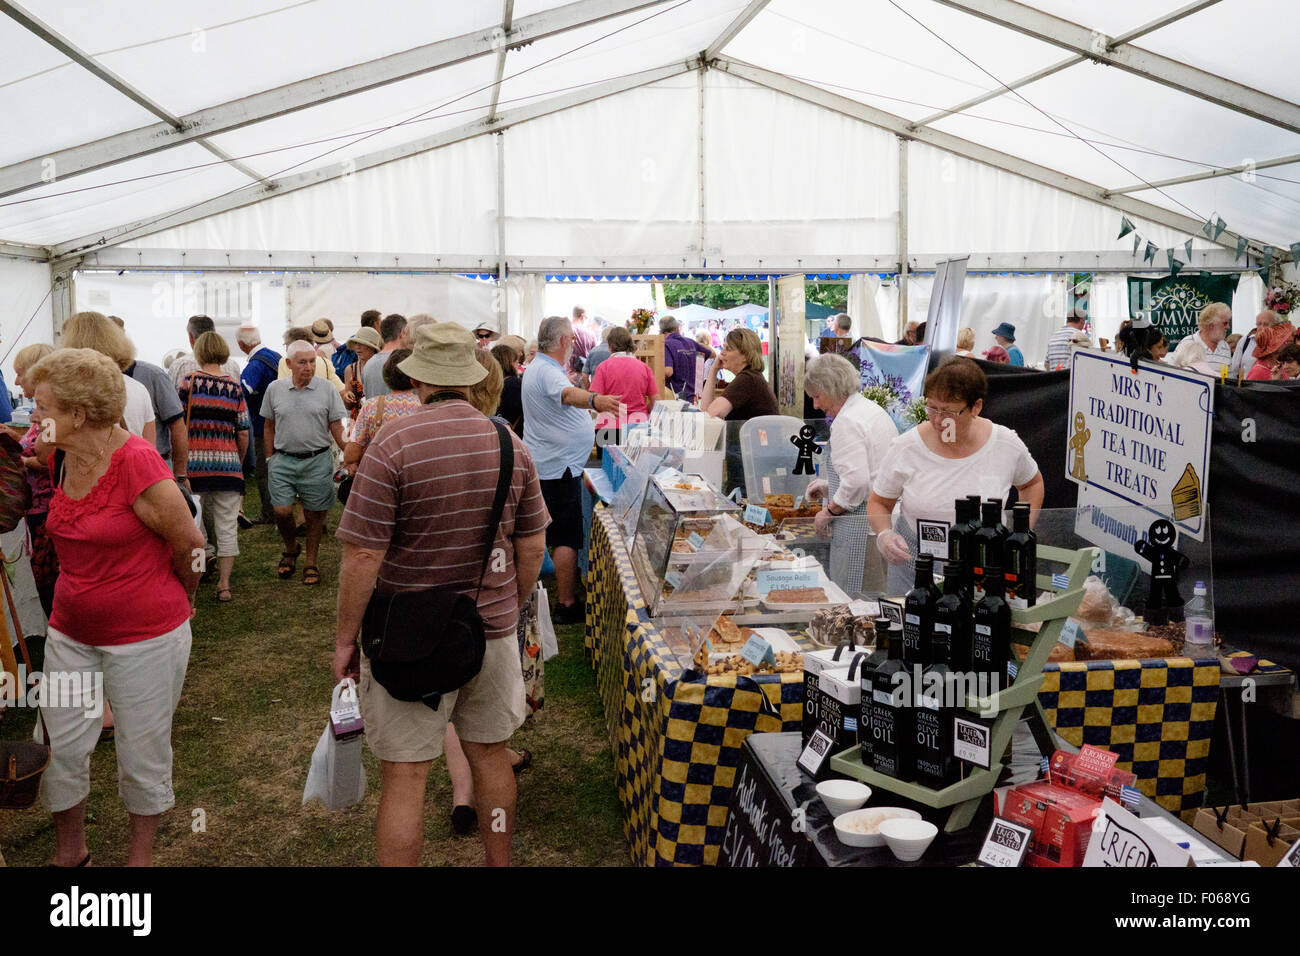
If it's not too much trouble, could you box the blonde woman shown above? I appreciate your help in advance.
[955,328,975,357]
[59,311,156,445]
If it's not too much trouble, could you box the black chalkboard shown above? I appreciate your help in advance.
[720,741,808,867]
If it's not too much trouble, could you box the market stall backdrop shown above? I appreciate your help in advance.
[4,0,1300,385]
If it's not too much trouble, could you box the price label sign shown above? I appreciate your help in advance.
[740,634,775,667]
[744,504,772,525]
[916,519,949,560]
[953,715,992,769]
[796,728,836,777]
[1279,840,1300,867]
[1059,618,1084,648]
[977,817,1034,867]
[688,532,705,550]
[755,569,821,595]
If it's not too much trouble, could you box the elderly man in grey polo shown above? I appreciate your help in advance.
[262,340,347,586]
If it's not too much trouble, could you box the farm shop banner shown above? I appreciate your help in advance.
[1127,273,1237,348]
[1066,351,1214,541]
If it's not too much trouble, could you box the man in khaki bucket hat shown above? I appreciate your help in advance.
[335,320,550,867]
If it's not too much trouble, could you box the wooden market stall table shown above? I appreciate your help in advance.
[584,507,1235,863]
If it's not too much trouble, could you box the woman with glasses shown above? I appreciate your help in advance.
[701,328,779,496]
[867,357,1044,594]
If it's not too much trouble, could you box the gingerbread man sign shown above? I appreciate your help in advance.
[1068,412,1090,482]
[791,424,822,475]
[1134,518,1190,625]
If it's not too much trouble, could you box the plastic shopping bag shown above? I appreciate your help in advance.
[536,584,558,661]
[302,678,366,811]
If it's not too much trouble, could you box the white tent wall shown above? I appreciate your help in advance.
[286,273,497,340]
[1,256,54,395]
[898,273,1065,364]
[72,271,288,371]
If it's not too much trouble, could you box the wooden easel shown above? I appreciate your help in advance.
[632,333,675,400]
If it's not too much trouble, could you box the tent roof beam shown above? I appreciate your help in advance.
[932,0,1300,135]
[0,0,673,199]
[704,0,772,61]
[910,0,1223,129]
[50,60,699,261]
[1108,151,1300,195]
[714,57,1249,256]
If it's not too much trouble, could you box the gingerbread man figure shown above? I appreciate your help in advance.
[1068,412,1090,482]
[1134,518,1190,625]
[790,424,822,475]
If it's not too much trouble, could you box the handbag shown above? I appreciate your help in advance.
[360,417,513,711]
[0,713,49,810]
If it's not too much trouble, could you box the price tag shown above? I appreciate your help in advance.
[953,715,992,769]
[879,599,904,628]
[1059,618,1083,648]
[796,727,836,777]
[688,532,705,550]
[744,504,772,525]
[756,569,821,595]
[977,817,1033,867]
[665,571,684,589]
[916,519,950,559]
[739,634,775,666]
[728,487,744,503]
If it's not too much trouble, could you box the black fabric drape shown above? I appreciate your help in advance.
[974,358,1299,670]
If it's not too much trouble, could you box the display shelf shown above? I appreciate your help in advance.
[830,543,1099,833]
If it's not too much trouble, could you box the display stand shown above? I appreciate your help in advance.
[829,544,1098,833]
[632,333,674,399]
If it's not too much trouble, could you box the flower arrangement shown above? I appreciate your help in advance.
[862,384,895,412]
[1264,282,1300,316]
[629,308,656,334]
[902,398,928,427]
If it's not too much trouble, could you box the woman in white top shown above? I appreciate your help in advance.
[803,353,899,595]
[867,357,1044,594]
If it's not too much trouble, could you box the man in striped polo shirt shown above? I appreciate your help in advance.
[334,323,550,867]
[1044,309,1088,371]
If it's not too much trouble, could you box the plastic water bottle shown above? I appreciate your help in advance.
[1183,582,1214,653]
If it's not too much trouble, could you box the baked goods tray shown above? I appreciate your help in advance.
[759,578,852,612]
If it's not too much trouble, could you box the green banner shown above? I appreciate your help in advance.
[1127,273,1238,346]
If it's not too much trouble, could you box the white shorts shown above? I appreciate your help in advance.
[199,489,242,558]
[37,622,192,816]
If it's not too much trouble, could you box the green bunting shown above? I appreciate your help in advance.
[1167,250,1183,277]
[1143,241,1158,264]
[1184,238,1193,262]
[1117,216,1136,240]
[1133,232,1142,256]
[1236,236,1249,261]
[1214,217,1227,241]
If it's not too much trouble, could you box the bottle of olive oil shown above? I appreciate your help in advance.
[1004,502,1037,610]
[902,555,941,669]
[973,565,1012,694]
[972,499,1008,600]
[868,619,912,780]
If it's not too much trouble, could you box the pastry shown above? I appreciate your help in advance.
[766,587,828,604]
[711,615,746,645]
[764,493,795,509]
[1075,629,1174,661]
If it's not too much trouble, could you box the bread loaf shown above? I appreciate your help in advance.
[1077,629,1174,661]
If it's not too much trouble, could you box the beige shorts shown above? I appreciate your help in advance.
[359,636,526,763]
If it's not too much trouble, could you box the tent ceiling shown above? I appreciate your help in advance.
[2,0,1297,263]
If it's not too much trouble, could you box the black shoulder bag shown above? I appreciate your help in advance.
[360,417,513,711]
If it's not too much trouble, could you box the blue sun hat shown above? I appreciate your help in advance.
[991,322,1017,342]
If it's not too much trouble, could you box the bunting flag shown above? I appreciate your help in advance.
[1201,216,1216,239]
[1214,217,1227,241]
[1259,264,1271,284]
[1262,246,1275,273]
[1143,241,1159,264]
[1117,216,1136,240]
[1292,242,1300,262]
[1133,232,1142,256]
[1184,238,1194,262]
[1236,236,1249,261]
[1167,250,1184,277]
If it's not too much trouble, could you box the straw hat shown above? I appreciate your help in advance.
[310,318,334,344]
[398,323,487,387]
[499,334,527,356]
[346,327,383,352]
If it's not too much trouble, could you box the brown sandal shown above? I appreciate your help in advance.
[217,587,233,602]
[302,565,320,586]
[277,548,301,579]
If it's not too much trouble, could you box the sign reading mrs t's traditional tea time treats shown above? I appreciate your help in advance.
[1066,351,1214,541]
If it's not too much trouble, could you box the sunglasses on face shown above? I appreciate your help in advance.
[475,331,494,340]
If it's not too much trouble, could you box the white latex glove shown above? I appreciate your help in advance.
[814,507,833,538]
[876,530,911,565]
[806,479,829,501]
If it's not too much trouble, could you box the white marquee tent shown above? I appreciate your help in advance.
[3,0,1299,376]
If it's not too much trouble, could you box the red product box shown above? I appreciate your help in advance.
[1049,746,1136,803]
[997,781,1102,867]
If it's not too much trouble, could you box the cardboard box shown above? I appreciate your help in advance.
[997,781,1101,867]
[1242,815,1300,867]
[801,645,867,746]
[1194,799,1300,859]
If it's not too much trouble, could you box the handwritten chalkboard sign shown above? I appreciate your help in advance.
[720,746,808,867]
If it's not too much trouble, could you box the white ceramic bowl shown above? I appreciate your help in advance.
[879,818,938,862]
[816,780,872,817]
[832,807,922,848]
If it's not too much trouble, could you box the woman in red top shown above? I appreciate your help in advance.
[590,326,657,442]
[27,348,204,868]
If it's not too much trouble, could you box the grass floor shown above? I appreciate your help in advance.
[0,495,630,866]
